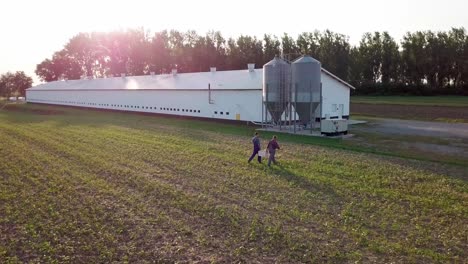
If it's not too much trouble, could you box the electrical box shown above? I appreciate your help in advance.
[321,119,348,135]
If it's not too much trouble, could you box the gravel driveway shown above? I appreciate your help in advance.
[349,118,468,162]
[359,118,468,139]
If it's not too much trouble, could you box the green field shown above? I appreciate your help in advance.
[0,104,467,262]
[351,96,468,107]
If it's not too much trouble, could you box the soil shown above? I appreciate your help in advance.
[351,103,468,122]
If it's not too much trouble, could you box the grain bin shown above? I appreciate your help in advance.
[291,55,321,123]
[263,56,290,122]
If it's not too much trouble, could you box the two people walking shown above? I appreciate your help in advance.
[248,132,280,167]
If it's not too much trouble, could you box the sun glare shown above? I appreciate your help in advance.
[125,79,139,90]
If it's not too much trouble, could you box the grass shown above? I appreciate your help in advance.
[0,104,467,262]
[351,96,468,107]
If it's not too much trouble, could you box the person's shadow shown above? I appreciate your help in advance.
[265,162,341,202]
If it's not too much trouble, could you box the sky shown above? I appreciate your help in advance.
[1,0,467,84]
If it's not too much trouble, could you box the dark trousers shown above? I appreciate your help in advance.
[248,148,262,163]
[268,150,276,166]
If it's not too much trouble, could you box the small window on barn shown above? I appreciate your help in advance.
[198,110,200,113]
[190,110,192,112]
[226,112,229,115]
[214,111,217,114]
[220,112,223,115]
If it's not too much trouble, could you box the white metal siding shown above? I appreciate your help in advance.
[26,89,263,122]
[319,73,350,118]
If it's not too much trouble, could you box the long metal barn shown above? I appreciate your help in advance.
[26,56,354,126]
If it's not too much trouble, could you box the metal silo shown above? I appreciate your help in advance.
[263,56,290,123]
[291,55,321,124]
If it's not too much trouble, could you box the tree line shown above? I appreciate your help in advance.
[0,71,33,98]
[34,28,468,95]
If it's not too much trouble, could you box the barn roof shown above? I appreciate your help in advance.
[320,68,356,90]
[28,68,355,91]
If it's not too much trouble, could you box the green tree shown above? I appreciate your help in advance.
[381,32,400,84]
[296,31,320,58]
[225,37,240,70]
[317,30,351,80]
[35,58,60,82]
[126,28,151,75]
[281,33,299,61]
[210,31,227,70]
[0,71,33,97]
[65,33,105,77]
[401,31,428,86]
[149,30,171,74]
[356,32,382,83]
[226,35,263,70]
[263,34,281,64]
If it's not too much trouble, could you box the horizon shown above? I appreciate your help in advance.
[1,0,467,85]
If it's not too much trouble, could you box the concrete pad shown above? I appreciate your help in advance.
[348,119,368,125]
[256,127,353,139]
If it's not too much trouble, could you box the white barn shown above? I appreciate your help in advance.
[26,66,354,122]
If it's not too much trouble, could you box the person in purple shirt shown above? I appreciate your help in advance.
[267,135,280,167]
[248,132,262,163]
